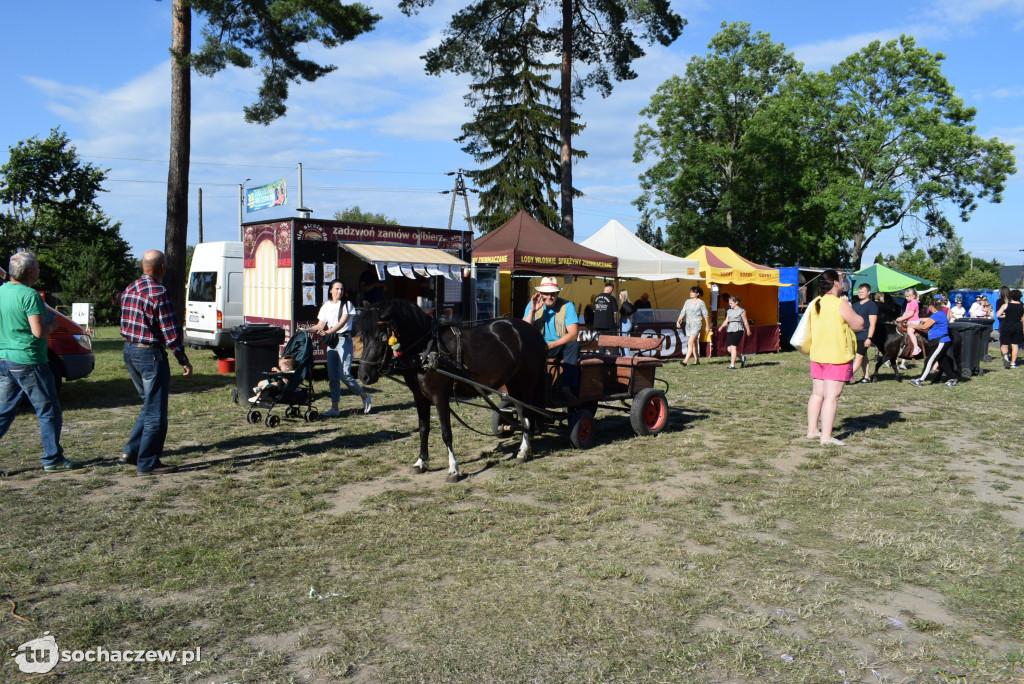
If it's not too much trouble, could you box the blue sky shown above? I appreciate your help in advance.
[2,0,1021,267]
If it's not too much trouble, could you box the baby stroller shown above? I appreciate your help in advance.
[245,329,320,427]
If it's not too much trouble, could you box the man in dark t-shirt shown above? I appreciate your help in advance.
[591,283,617,332]
[591,283,618,352]
[850,283,879,383]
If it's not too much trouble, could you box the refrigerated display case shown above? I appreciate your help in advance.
[474,265,499,321]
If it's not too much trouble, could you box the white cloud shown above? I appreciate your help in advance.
[791,30,905,71]
[926,0,1024,25]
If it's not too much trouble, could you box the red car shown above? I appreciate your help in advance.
[0,267,95,391]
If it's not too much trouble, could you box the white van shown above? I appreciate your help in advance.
[184,241,243,358]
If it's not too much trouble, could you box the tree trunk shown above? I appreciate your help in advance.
[558,0,573,240]
[165,0,191,322]
[851,230,864,270]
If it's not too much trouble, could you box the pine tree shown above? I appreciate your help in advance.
[403,0,684,239]
[458,10,585,234]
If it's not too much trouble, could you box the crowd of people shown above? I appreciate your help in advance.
[2,250,1020,471]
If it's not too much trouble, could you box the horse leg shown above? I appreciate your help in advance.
[516,409,532,462]
[411,391,432,474]
[433,397,461,483]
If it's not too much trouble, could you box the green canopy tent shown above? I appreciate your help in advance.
[849,264,936,294]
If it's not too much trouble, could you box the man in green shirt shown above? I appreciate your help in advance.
[0,251,81,472]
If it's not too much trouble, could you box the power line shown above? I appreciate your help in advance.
[83,155,448,176]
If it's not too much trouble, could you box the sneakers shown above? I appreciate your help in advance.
[322,407,341,418]
[945,379,958,387]
[858,377,873,383]
[898,361,908,371]
[740,354,747,368]
[1004,353,1012,369]
[140,463,178,475]
[362,395,372,414]
[910,378,924,387]
[727,365,737,370]
[44,459,84,472]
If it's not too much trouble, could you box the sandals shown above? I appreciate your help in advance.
[820,437,845,446]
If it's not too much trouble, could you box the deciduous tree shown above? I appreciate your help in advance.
[0,129,135,305]
[797,35,1016,268]
[634,23,819,264]
[333,206,399,225]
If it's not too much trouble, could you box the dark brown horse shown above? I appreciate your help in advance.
[356,299,548,482]
[872,319,940,381]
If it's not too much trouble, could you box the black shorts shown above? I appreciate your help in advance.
[727,330,744,347]
[856,338,870,356]
[1001,325,1024,346]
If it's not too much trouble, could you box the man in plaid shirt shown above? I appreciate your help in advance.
[119,250,193,475]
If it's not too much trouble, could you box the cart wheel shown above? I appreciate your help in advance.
[265,414,280,428]
[247,410,261,425]
[231,388,238,404]
[568,409,596,449]
[305,408,320,423]
[285,406,298,419]
[630,388,668,436]
[491,399,517,436]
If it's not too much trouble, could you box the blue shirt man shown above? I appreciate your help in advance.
[523,277,580,402]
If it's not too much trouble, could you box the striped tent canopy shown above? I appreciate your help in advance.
[684,246,783,286]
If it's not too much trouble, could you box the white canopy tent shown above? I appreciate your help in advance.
[580,220,700,280]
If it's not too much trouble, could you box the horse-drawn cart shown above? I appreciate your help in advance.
[489,335,670,449]
[356,300,671,482]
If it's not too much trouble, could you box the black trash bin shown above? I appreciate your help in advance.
[231,324,286,403]
[950,319,994,377]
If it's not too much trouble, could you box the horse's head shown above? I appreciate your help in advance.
[355,303,392,385]
[355,298,434,384]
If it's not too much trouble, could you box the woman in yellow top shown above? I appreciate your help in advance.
[806,270,863,446]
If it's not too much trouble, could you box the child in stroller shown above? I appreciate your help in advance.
[249,354,296,403]
[245,329,319,427]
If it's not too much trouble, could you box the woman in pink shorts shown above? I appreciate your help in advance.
[806,270,863,446]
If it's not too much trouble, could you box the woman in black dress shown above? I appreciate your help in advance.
[996,289,1024,369]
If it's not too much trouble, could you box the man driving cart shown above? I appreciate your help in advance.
[523,277,579,403]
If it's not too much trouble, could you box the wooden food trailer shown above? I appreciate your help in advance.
[242,218,473,360]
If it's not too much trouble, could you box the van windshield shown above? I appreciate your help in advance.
[188,272,217,302]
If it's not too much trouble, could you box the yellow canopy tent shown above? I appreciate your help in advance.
[685,246,785,355]
[685,246,783,326]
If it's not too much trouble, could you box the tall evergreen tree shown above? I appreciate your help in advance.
[401,0,684,239]
[457,9,585,234]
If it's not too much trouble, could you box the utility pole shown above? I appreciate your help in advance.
[197,187,203,243]
[441,169,478,231]
[238,177,251,241]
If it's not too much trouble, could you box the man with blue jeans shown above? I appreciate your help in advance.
[0,251,81,472]
[119,250,193,474]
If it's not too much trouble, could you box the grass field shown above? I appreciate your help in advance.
[2,327,1022,683]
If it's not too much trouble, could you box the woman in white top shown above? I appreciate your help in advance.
[968,297,988,318]
[309,280,371,417]
[949,295,966,321]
